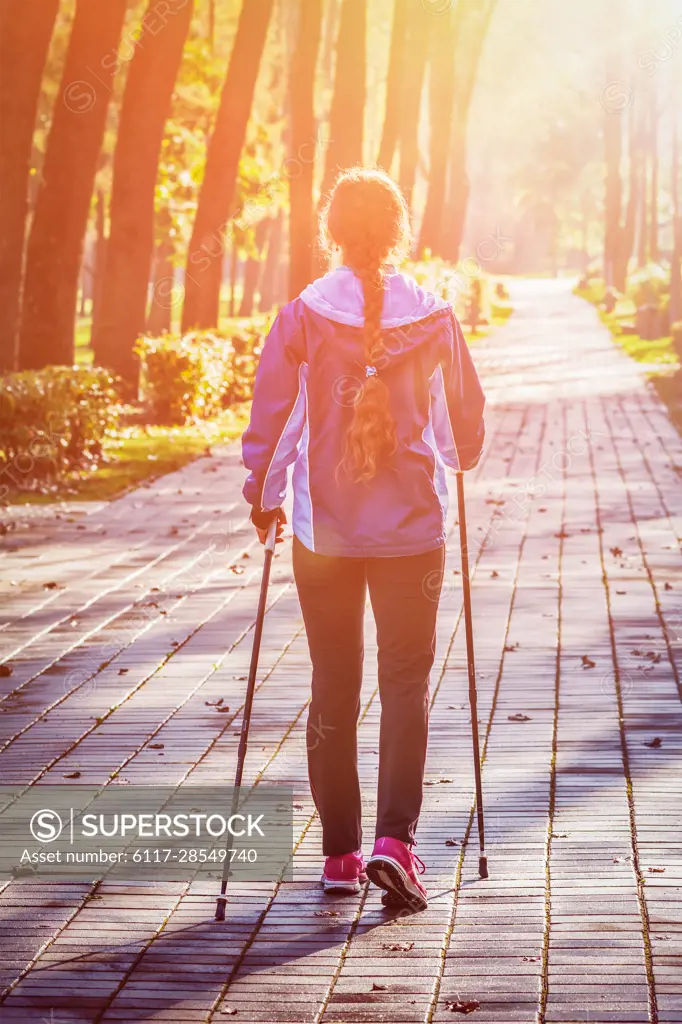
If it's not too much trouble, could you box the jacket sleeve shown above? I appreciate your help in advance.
[430,313,485,471]
[242,301,307,511]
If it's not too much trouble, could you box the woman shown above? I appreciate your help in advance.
[242,168,485,912]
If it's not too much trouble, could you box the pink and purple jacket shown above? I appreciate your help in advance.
[242,266,485,557]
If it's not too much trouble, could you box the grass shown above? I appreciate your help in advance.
[575,280,682,434]
[9,404,251,506]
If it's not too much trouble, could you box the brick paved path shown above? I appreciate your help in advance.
[0,279,680,1024]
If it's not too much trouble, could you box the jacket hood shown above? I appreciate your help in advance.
[300,266,451,329]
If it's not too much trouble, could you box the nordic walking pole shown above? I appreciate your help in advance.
[456,471,488,880]
[215,516,278,922]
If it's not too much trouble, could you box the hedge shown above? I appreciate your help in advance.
[0,367,120,498]
[135,321,267,425]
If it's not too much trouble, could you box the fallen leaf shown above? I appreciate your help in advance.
[118,668,129,675]
[205,698,224,706]
[504,642,519,652]
[12,864,37,878]
[445,838,460,847]
[372,982,387,991]
[665,582,673,590]
[613,855,632,864]
[219,1008,238,1016]
[551,832,568,839]
[446,1000,480,1015]
[490,570,499,578]
[521,956,540,962]
[149,743,164,749]
[314,910,339,917]
[508,713,531,722]
[644,737,662,748]
[648,866,666,873]
[382,942,414,951]
[229,564,245,575]
[43,581,63,590]
[215,705,231,713]
[63,771,81,779]
[616,589,627,595]
[0,665,12,678]
[581,655,596,669]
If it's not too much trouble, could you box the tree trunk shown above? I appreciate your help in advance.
[321,0,340,95]
[228,229,239,318]
[90,188,108,342]
[417,7,457,257]
[648,87,658,263]
[289,0,323,299]
[670,61,682,324]
[319,0,366,199]
[376,0,407,175]
[602,2,623,286]
[440,1,496,262]
[182,0,275,332]
[18,0,128,370]
[396,4,430,205]
[0,0,60,371]
[239,218,270,315]
[637,100,649,267]
[92,0,193,389]
[613,97,639,291]
[147,233,174,336]
[259,212,283,312]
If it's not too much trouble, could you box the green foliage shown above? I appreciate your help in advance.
[0,367,120,496]
[627,264,670,308]
[136,320,269,425]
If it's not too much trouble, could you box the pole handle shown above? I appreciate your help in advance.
[264,516,278,554]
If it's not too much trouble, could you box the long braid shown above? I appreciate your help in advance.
[320,168,410,484]
[341,249,397,482]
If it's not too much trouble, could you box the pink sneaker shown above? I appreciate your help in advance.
[366,837,428,911]
[321,851,367,893]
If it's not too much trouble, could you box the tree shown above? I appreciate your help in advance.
[319,0,366,199]
[670,59,682,323]
[376,0,407,175]
[418,6,457,256]
[18,0,128,370]
[648,84,659,263]
[239,217,270,315]
[181,0,275,331]
[288,0,323,299]
[396,4,430,205]
[603,0,638,290]
[441,0,496,262]
[92,0,194,389]
[0,0,60,371]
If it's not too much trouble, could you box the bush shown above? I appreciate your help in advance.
[136,321,267,425]
[627,263,669,308]
[0,367,120,497]
[671,321,682,360]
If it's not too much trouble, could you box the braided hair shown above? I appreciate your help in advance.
[320,168,411,483]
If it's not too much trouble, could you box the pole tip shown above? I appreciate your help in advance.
[478,855,488,879]
[215,897,227,922]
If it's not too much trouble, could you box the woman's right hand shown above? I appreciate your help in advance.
[250,507,287,545]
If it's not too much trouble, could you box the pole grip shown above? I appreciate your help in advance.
[264,516,278,554]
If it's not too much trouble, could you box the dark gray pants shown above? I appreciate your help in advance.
[292,536,445,856]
